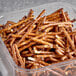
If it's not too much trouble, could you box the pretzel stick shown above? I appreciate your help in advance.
[47,32,61,35]
[18,22,32,35]
[29,47,34,53]
[47,31,76,37]
[21,51,29,55]
[4,38,12,44]
[23,53,34,57]
[35,55,55,58]
[35,33,46,38]
[28,57,50,66]
[17,20,39,44]
[71,19,76,23]
[10,38,15,46]
[43,39,54,43]
[27,10,45,34]
[18,39,31,47]
[34,50,53,54]
[17,33,28,44]
[12,45,18,65]
[49,57,58,62]
[47,17,62,23]
[35,45,51,48]
[37,9,45,19]
[34,47,53,54]
[6,21,16,25]
[61,8,72,31]
[46,8,63,18]
[46,11,61,18]
[47,15,65,22]
[31,37,53,48]
[0,17,33,33]
[38,61,50,66]
[61,55,67,60]
[0,24,4,27]
[7,34,22,38]
[65,12,70,21]
[45,27,54,33]
[55,45,64,56]
[39,22,72,30]
[14,44,25,68]
[62,27,75,50]
[56,35,65,45]
[55,39,64,48]
[19,42,35,52]
[61,9,67,21]
[68,51,75,58]
[28,9,34,17]
[17,20,31,30]
[49,17,62,22]
[47,13,62,20]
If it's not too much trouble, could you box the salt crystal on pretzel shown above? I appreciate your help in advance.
[34,47,52,54]
[28,57,36,61]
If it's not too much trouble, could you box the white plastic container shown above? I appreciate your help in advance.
[0,2,76,76]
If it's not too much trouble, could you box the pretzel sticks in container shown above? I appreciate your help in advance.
[0,8,76,76]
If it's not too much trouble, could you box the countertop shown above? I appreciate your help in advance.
[0,0,76,15]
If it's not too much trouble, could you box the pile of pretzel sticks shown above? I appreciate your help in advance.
[0,8,76,70]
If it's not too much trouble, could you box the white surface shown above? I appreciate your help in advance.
[0,0,76,15]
